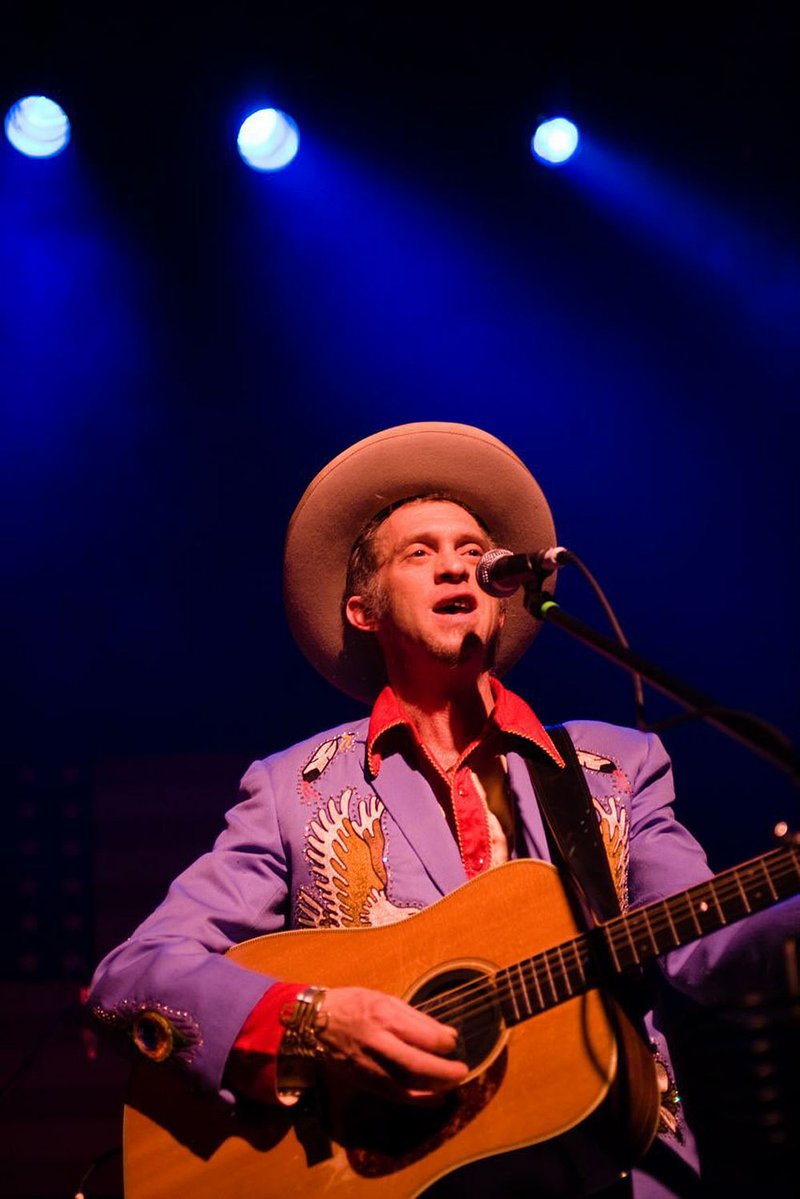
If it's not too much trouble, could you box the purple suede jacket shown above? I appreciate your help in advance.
[90,707,799,1198]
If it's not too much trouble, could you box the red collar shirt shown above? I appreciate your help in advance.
[366,678,564,879]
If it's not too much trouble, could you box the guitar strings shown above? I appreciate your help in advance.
[415,944,592,1025]
[421,856,799,1025]
[417,855,799,1028]
[602,856,799,957]
[412,855,799,1029]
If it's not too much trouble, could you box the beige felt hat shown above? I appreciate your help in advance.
[283,422,556,702]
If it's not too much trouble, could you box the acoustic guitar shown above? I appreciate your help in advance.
[124,840,799,1198]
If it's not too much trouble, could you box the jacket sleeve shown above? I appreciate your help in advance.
[88,758,293,1102]
[625,729,800,1005]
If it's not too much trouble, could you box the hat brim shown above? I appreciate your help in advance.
[283,422,556,703]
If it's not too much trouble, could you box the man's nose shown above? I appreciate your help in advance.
[435,550,469,580]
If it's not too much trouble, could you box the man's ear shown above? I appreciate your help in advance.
[345,595,379,633]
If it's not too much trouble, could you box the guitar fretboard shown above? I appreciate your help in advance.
[490,842,800,1028]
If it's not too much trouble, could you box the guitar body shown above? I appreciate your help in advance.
[124,860,660,1198]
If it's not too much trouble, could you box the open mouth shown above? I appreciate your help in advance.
[433,595,477,616]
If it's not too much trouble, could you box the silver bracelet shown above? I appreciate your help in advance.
[279,985,329,1059]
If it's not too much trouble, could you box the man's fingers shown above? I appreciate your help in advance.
[379,995,461,1055]
[371,1031,469,1089]
[319,986,468,1099]
[323,987,460,1056]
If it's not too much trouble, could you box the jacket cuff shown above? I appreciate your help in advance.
[225,980,307,1104]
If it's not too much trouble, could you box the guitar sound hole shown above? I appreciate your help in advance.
[409,965,503,1073]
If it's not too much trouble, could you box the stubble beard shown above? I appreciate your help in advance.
[427,630,483,668]
[367,579,502,674]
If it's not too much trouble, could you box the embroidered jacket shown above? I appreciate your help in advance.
[89,694,800,1192]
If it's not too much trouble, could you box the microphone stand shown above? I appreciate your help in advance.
[526,587,800,1189]
[525,590,800,787]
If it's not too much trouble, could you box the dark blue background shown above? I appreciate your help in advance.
[2,5,798,870]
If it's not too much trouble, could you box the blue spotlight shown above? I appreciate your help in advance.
[531,117,579,166]
[5,95,71,159]
[237,108,299,172]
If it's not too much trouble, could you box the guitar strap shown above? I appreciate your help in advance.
[524,725,622,924]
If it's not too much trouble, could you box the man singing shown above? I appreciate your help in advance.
[90,422,799,1197]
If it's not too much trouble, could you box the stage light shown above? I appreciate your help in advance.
[237,108,299,172]
[531,118,579,166]
[5,95,71,159]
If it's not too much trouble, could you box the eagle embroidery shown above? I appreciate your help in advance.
[296,791,417,929]
[592,793,630,912]
[576,748,631,910]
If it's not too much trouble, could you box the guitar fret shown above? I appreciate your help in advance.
[656,892,697,947]
[709,884,727,925]
[555,944,572,997]
[528,959,545,1010]
[571,940,588,987]
[714,872,750,922]
[697,884,723,932]
[640,908,660,955]
[749,860,774,903]
[760,859,778,902]
[767,851,800,898]
[682,891,703,936]
[542,952,558,1004]
[734,872,752,914]
[514,961,533,1017]
[507,965,521,1023]
[662,901,681,947]
[623,908,663,960]
[603,922,623,973]
[622,912,639,964]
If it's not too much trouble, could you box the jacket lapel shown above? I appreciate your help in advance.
[368,750,467,896]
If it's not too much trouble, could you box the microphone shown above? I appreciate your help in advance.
[476,546,570,597]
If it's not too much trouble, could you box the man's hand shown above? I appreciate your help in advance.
[319,986,468,1102]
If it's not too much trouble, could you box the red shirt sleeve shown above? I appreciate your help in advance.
[225,980,307,1104]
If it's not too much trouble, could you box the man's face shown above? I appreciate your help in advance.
[347,500,504,673]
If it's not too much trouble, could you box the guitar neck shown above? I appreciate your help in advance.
[486,842,800,1029]
[603,841,800,971]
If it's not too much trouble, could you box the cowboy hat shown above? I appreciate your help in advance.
[283,422,556,702]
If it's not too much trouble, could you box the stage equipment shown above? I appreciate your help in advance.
[237,107,299,172]
[531,117,579,165]
[5,95,71,158]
